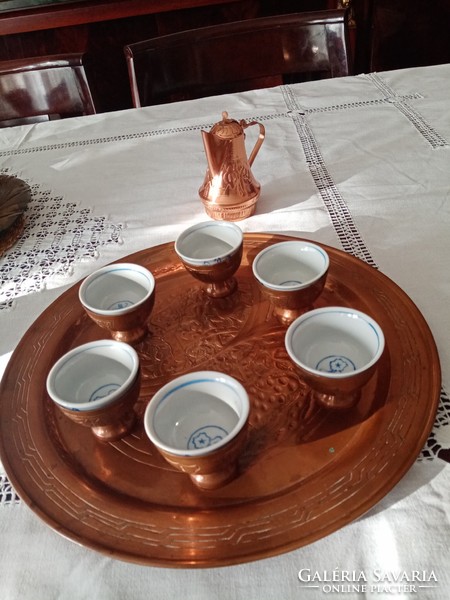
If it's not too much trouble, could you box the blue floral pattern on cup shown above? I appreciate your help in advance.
[316,355,356,373]
[90,383,121,402]
[107,299,134,310]
[188,425,228,450]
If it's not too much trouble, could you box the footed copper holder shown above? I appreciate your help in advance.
[255,273,328,326]
[55,371,141,442]
[180,244,243,298]
[156,425,248,491]
[303,365,379,410]
[83,294,155,343]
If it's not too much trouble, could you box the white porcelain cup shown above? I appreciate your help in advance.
[252,240,329,325]
[144,370,249,489]
[285,306,385,409]
[175,221,243,266]
[175,221,243,298]
[79,263,155,343]
[46,340,140,440]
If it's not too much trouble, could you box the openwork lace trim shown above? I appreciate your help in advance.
[0,169,123,310]
[367,73,448,149]
[0,72,447,158]
[419,388,450,462]
[283,73,449,150]
[0,475,20,505]
[0,124,207,157]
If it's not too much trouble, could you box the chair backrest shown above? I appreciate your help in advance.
[0,53,96,128]
[124,9,351,108]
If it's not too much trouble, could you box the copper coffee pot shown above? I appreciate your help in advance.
[199,111,265,221]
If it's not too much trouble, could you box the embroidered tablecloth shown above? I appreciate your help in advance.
[1,64,449,599]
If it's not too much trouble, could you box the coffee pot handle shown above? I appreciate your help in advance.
[242,121,266,166]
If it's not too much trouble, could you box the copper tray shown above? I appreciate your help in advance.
[0,233,441,567]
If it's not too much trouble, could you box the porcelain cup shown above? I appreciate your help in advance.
[252,240,329,325]
[175,221,243,298]
[144,371,249,490]
[79,262,155,344]
[46,340,140,441]
[285,307,385,409]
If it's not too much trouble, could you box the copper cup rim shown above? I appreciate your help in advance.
[144,370,249,458]
[78,262,155,317]
[252,240,329,292]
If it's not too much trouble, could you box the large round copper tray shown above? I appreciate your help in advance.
[0,233,441,567]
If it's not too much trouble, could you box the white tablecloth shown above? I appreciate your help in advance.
[1,64,450,599]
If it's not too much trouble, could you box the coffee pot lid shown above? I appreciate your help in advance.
[210,111,243,139]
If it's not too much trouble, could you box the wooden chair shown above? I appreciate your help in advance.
[124,9,352,108]
[0,53,96,128]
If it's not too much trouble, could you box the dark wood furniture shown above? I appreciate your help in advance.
[0,1,335,113]
[124,9,351,107]
[0,0,247,35]
[2,0,448,114]
[368,0,450,73]
[0,53,96,127]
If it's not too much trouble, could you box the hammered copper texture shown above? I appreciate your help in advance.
[0,234,441,567]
